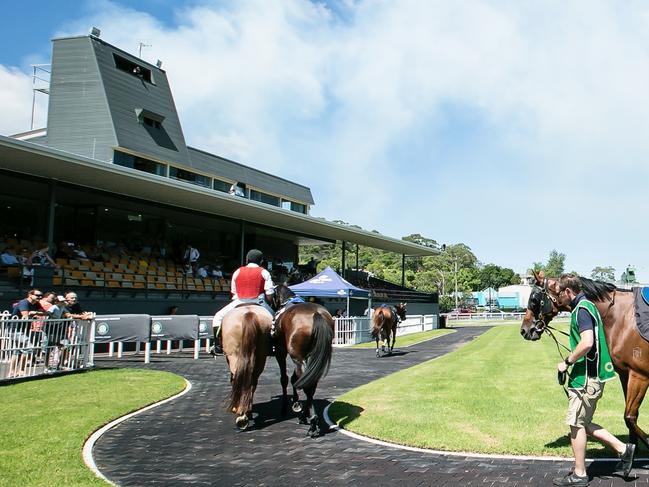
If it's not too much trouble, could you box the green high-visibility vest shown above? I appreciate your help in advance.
[568,299,616,389]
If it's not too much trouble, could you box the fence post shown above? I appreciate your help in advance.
[87,319,96,366]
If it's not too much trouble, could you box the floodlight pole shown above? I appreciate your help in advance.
[454,259,458,309]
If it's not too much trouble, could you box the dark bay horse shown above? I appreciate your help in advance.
[520,271,649,449]
[372,303,407,357]
[271,285,334,437]
[221,304,273,430]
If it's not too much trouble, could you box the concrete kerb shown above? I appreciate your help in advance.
[82,377,193,484]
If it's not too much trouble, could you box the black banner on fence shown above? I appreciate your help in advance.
[198,316,213,339]
[94,315,151,343]
[150,315,199,340]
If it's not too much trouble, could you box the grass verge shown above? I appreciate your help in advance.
[351,328,456,348]
[329,323,629,457]
[0,369,185,487]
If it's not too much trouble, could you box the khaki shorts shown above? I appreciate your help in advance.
[566,377,603,427]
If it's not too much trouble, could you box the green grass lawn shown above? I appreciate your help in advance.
[329,323,631,457]
[351,328,456,348]
[0,369,185,487]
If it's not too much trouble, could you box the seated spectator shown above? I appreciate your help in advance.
[72,245,89,260]
[1,248,19,265]
[211,265,223,279]
[168,305,178,315]
[196,266,208,278]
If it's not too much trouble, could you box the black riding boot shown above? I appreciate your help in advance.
[210,327,223,356]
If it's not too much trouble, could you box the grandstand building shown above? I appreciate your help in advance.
[0,32,437,315]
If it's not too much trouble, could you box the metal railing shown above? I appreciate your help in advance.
[444,311,572,322]
[333,314,438,346]
[0,313,93,381]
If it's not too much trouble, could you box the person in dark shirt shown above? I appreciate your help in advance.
[553,274,634,486]
[63,291,94,320]
[11,289,44,317]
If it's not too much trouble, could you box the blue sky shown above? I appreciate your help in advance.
[2,0,649,281]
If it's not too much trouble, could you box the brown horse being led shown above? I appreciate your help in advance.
[372,303,407,357]
[520,270,649,449]
[271,284,335,437]
[221,304,273,430]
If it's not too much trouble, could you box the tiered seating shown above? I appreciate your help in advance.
[1,237,231,295]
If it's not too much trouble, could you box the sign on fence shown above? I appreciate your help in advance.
[93,314,151,343]
[150,315,199,340]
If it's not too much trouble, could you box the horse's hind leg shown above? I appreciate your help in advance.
[290,370,302,413]
[301,383,320,437]
[375,337,380,357]
[623,371,649,450]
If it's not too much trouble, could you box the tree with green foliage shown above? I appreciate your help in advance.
[591,266,615,282]
[529,250,565,278]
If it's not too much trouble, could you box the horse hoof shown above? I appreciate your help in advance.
[376,350,380,358]
[292,402,303,413]
[235,415,249,430]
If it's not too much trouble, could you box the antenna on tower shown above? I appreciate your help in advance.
[138,41,152,58]
[30,64,51,130]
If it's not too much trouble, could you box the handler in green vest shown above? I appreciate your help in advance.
[553,274,635,487]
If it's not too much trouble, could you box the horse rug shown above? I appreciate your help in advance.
[634,287,649,343]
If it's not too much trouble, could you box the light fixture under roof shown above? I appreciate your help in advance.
[90,27,101,37]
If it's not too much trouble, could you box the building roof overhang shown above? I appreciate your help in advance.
[0,136,438,257]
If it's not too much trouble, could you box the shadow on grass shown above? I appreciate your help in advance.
[327,401,364,428]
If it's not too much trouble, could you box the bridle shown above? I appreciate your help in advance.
[527,278,560,336]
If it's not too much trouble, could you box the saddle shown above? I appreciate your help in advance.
[633,288,649,343]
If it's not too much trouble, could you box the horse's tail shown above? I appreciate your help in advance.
[295,312,334,390]
[228,311,260,412]
[371,309,384,338]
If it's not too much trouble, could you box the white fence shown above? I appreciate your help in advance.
[444,311,572,322]
[333,314,438,346]
[0,314,93,381]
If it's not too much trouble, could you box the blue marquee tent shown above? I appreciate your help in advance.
[289,266,370,316]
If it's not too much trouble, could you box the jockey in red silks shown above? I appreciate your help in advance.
[210,249,275,355]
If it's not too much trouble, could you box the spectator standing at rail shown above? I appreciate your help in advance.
[210,249,275,355]
[63,292,94,320]
[9,289,46,377]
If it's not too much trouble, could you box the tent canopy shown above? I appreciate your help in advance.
[289,266,370,298]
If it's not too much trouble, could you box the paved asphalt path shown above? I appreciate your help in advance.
[92,327,649,486]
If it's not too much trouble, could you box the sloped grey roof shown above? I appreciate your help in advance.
[188,147,314,204]
[0,136,438,257]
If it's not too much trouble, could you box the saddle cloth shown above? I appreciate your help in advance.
[634,287,649,342]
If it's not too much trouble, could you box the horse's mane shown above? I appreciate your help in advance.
[579,276,617,301]
[275,283,296,303]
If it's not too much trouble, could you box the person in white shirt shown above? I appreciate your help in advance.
[183,245,200,274]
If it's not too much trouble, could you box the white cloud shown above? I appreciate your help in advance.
[0,65,48,135]
[10,0,649,277]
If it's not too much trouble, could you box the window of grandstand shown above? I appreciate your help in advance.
[213,179,231,193]
[113,53,153,83]
[249,189,280,207]
[169,167,211,188]
[113,151,167,177]
[291,202,307,214]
